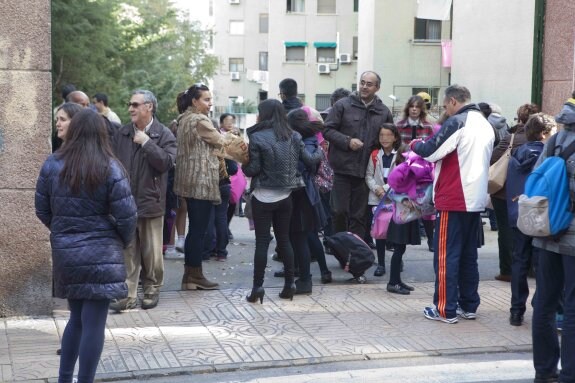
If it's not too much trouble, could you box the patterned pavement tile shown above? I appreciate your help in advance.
[0,364,13,382]
[173,347,232,366]
[159,324,220,351]
[11,360,59,381]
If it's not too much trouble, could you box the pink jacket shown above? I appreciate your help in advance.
[387,151,434,200]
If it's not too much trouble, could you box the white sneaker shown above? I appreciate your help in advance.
[164,248,184,259]
[175,237,185,253]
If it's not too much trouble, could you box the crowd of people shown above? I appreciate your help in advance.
[36,75,575,382]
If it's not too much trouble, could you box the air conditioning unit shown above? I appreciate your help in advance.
[339,53,352,64]
[230,72,240,81]
[229,0,240,4]
[317,64,330,74]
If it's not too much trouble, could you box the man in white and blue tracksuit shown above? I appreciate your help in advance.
[410,85,494,324]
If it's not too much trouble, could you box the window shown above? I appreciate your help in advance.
[353,36,358,59]
[316,47,336,63]
[259,14,268,33]
[414,18,441,41]
[229,58,244,72]
[298,93,306,104]
[259,52,268,71]
[317,0,335,14]
[315,94,331,111]
[286,46,305,62]
[351,84,357,92]
[229,20,244,35]
[353,0,359,12]
[287,0,305,13]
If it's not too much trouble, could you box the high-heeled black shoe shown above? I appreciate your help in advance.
[278,283,296,301]
[246,286,265,304]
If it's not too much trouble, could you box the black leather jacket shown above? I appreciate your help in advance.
[243,121,322,190]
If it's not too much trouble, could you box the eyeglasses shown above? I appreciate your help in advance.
[127,101,150,108]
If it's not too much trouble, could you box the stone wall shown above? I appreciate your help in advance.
[542,0,575,115]
[0,0,53,316]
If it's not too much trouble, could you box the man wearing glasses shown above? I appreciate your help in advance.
[323,71,393,238]
[110,89,177,312]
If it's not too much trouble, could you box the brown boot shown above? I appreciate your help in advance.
[183,266,219,290]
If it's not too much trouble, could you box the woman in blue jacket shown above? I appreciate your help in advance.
[35,109,137,383]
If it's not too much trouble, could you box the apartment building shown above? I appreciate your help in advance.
[212,0,269,130]
[358,0,452,117]
[212,0,359,125]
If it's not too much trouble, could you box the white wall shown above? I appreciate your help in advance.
[451,0,535,121]
[358,0,451,116]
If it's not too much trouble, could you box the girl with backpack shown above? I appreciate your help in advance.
[365,123,420,294]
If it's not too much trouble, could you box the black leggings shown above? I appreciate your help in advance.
[59,299,110,383]
[389,244,406,285]
[251,195,294,287]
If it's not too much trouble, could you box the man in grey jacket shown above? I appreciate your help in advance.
[323,71,393,238]
[110,89,176,312]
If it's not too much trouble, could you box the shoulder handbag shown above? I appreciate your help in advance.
[488,134,515,194]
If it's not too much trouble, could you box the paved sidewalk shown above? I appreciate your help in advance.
[1,280,532,382]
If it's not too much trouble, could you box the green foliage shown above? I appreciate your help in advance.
[52,0,218,124]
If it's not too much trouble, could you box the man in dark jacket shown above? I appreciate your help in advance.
[279,78,303,112]
[110,89,177,312]
[323,71,393,237]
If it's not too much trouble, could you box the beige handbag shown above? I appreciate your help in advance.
[213,132,249,164]
[488,134,515,194]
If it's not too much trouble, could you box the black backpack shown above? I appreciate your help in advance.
[324,232,375,280]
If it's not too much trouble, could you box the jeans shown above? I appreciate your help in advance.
[251,195,294,287]
[510,228,534,316]
[203,184,231,258]
[330,174,369,238]
[185,198,214,267]
[532,249,575,382]
[59,299,110,383]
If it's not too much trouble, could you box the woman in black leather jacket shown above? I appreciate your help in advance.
[242,99,321,303]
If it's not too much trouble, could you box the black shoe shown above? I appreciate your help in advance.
[509,312,524,326]
[320,271,332,284]
[387,283,410,295]
[534,371,559,383]
[310,256,318,263]
[279,283,296,300]
[428,240,434,252]
[295,279,312,295]
[366,241,377,249]
[373,265,386,277]
[141,294,159,310]
[274,268,299,278]
[271,252,283,262]
[399,282,414,291]
[324,245,334,255]
[246,286,265,304]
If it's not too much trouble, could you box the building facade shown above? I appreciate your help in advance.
[212,0,359,125]
[451,0,535,121]
[358,0,451,118]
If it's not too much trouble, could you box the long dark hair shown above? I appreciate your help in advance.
[57,109,117,195]
[287,108,322,138]
[402,95,428,121]
[258,99,292,140]
[177,83,210,114]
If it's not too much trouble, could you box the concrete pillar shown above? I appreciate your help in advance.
[0,0,53,316]
[541,0,575,115]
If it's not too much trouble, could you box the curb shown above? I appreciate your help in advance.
[64,344,532,382]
